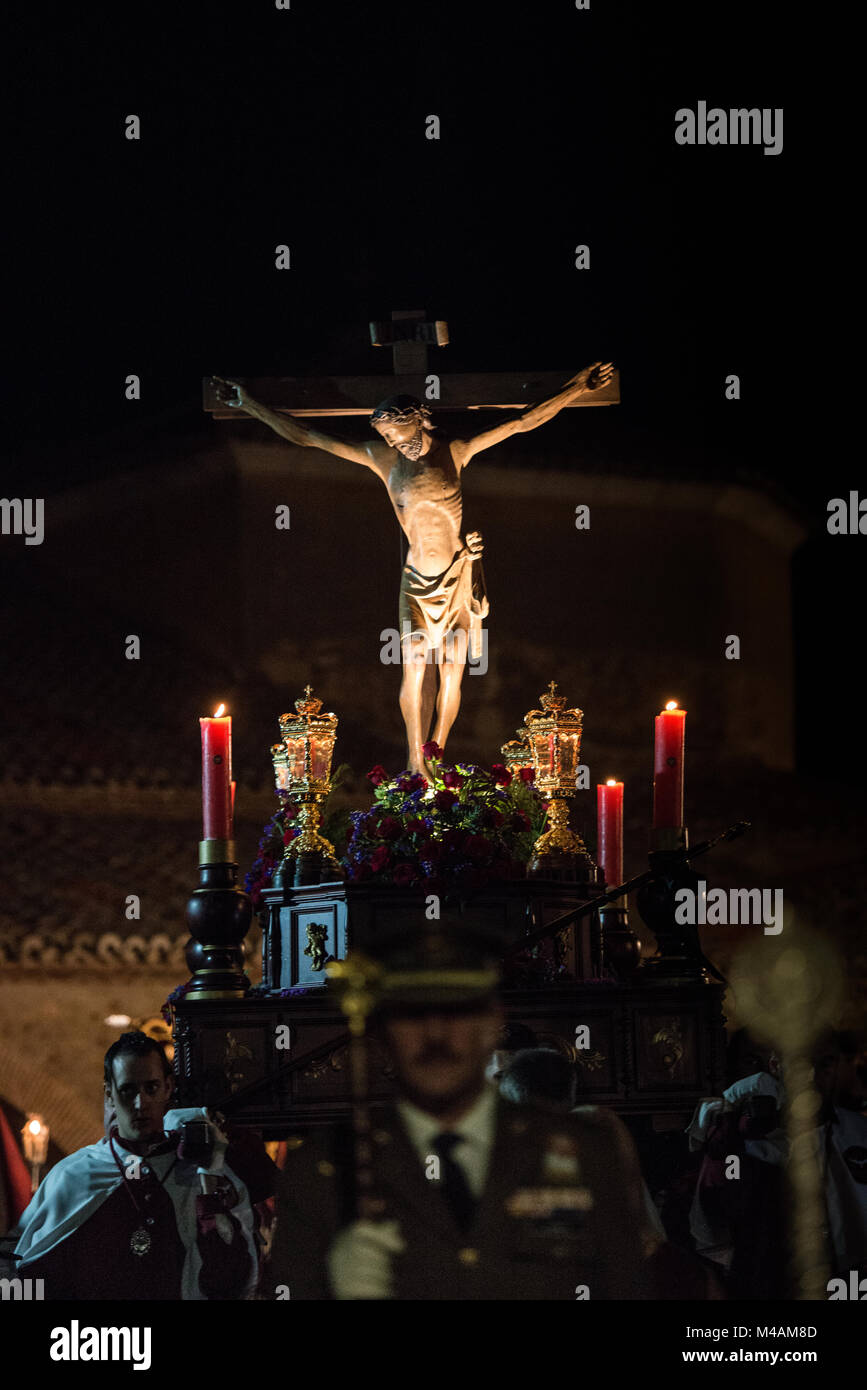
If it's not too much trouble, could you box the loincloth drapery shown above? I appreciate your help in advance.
[399,547,490,658]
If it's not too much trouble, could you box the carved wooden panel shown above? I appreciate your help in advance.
[634,1011,700,1091]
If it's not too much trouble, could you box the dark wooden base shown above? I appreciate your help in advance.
[173,976,727,1137]
[260,878,611,991]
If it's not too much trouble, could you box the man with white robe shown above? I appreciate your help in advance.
[13,1031,261,1300]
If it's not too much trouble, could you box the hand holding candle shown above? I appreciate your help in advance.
[652,701,686,829]
[200,703,233,840]
[597,779,624,889]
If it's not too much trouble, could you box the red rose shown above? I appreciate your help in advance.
[419,839,442,862]
[490,763,512,786]
[397,772,428,793]
[511,811,530,832]
[422,740,443,761]
[367,764,388,787]
[283,827,298,845]
[370,845,392,873]
[378,816,403,840]
[351,861,373,881]
[465,834,493,862]
[393,862,416,886]
[405,817,428,837]
[434,789,458,812]
[519,767,535,783]
[485,809,505,829]
[442,768,463,789]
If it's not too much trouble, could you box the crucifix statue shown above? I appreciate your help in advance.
[209,317,615,774]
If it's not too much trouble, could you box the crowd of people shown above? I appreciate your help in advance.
[2,932,865,1301]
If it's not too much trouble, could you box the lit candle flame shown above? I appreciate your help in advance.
[606,779,617,786]
[28,1120,42,1136]
[665,700,678,711]
[214,703,226,718]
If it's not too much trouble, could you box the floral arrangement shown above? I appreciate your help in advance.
[245,799,299,911]
[344,740,545,895]
[245,747,546,907]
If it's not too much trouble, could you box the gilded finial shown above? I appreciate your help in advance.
[538,681,571,714]
[293,684,323,716]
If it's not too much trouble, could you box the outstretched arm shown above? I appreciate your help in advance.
[453,362,615,467]
[211,378,387,474]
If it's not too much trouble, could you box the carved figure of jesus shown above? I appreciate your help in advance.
[212,364,614,773]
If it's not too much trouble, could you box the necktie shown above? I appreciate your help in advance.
[432,1132,476,1232]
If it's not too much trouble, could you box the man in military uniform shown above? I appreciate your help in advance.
[272,922,655,1300]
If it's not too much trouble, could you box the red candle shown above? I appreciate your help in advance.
[597,779,624,888]
[200,704,232,839]
[652,701,686,828]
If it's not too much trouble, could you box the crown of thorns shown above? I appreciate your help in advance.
[369,395,433,428]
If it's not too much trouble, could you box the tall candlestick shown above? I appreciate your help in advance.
[200,704,232,840]
[597,779,624,888]
[652,701,686,828]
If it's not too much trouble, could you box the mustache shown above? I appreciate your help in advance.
[411,1044,462,1066]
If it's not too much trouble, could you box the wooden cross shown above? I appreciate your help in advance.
[203,309,619,419]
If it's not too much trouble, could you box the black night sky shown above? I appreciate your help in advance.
[1,2,853,776]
